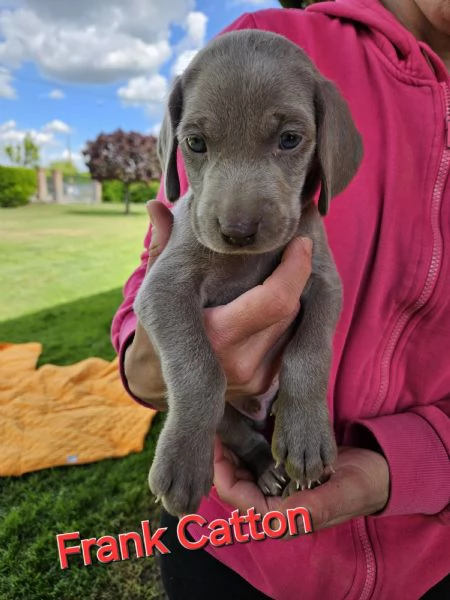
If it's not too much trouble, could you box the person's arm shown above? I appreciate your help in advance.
[348,399,450,519]
[213,402,450,525]
[214,398,450,528]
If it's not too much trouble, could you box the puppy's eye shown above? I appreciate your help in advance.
[186,136,207,153]
[279,132,302,150]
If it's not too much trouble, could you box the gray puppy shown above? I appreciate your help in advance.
[134,30,363,517]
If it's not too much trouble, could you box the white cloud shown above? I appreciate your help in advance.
[228,0,274,5]
[0,119,85,167]
[149,122,162,136]
[0,119,16,131]
[43,119,72,134]
[0,0,196,83]
[0,120,56,149]
[185,11,207,47]
[48,89,65,100]
[0,67,16,99]
[117,74,168,108]
[169,11,207,78]
[171,49,199,76]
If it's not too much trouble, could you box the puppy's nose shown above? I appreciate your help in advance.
[219,219,259,247]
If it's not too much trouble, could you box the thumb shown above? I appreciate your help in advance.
[146,200,174,270]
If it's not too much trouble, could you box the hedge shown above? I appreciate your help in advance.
[0,166,37,208]
[102,180,160,204]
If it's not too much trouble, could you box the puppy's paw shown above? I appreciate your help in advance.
[240,441,288,497]
[258,461,289,497]
[272,402,337,492]
[149,427,214,516]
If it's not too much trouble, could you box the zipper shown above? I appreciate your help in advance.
[356,519,377,600]
[373,81,450,415]
[355,83,450,600]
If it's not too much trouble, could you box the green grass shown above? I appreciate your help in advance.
[0,202,150,322]
[0,203,166,600]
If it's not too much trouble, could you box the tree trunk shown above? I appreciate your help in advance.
[124,183,130,215]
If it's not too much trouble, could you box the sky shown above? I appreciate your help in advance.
[0,0,280,171]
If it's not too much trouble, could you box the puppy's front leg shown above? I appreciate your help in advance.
[134,267,226,516]
[272,259,341,491]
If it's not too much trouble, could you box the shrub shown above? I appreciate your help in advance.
[148,180,160,199]
[0,166,36,208]
[129,180,160,203]
[102,180,124,203]
[102,179,160,204]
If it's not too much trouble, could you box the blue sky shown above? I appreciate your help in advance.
[0,0,279,170]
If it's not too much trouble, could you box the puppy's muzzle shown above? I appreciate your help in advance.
[219,217,260,247]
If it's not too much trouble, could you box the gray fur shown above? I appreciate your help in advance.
[134,30,363,516]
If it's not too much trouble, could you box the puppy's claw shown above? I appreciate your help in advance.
[307,480,312,489]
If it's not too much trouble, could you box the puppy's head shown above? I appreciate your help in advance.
[159,30,363,254]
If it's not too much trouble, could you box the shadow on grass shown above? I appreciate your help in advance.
[66,207,146,218]
[0,287,125,365]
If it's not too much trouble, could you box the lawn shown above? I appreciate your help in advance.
[0,203,150,322]
[0,203,167,600]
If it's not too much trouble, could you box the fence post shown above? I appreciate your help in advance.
[36,167,48,202]
[93,180,102,204]
[52,169,63,204]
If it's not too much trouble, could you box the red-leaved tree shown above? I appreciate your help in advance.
[83,129,161,214]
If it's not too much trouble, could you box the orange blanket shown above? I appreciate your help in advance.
[0,342,156,476]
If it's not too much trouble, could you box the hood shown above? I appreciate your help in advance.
[307,0,448,81]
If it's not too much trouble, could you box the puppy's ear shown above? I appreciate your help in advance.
[158,77,183,202]
[315,80,363,216]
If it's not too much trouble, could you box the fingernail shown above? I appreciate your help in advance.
[299,237,313,255]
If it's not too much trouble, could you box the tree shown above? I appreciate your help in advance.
[83,129,161,214]
[5,134,40,168]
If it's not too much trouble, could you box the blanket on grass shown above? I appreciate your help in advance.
[0,342,156,476]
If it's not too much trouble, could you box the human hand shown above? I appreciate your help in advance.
[125,200,312,404]
[213,438,390,531]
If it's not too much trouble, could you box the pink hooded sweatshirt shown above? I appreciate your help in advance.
[112,1,450,598]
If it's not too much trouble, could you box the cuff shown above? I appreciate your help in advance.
[349,412,450,517]
[117,314,158,411]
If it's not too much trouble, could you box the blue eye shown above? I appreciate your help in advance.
[186,136,207,153]
[279,132,302,150]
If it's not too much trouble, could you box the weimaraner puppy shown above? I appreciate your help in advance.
[134,29,363,517]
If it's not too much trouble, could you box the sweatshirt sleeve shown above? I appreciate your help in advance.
[110,182,169,407]
[110,11,259,405]
[348,400,450,519]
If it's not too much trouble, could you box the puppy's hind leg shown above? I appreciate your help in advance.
[218,404,288,497]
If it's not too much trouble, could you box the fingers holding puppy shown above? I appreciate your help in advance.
[204,236,313,393]
[128,200,312,402]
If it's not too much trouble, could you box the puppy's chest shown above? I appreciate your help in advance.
[201,253,281,308]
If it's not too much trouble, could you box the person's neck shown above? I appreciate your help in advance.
[382,0,450,72]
